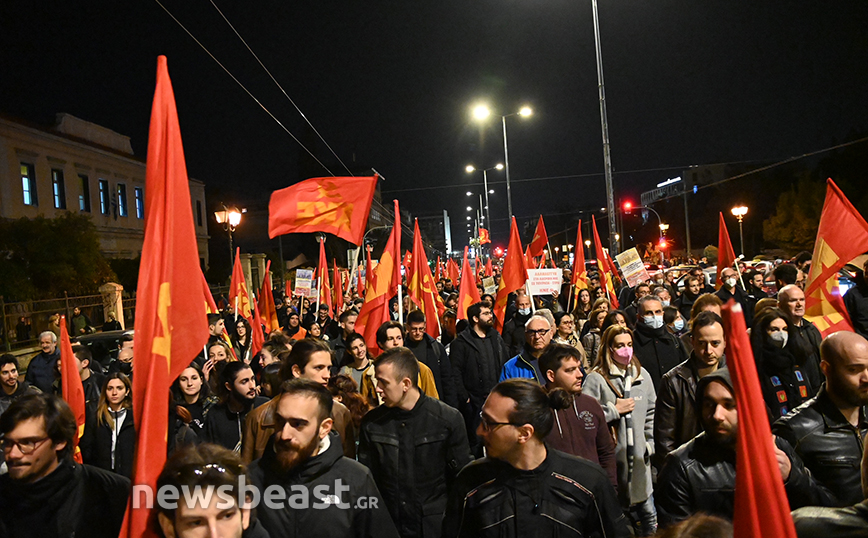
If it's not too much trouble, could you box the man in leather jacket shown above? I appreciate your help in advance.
[657,368,823,527]
[358,348,472,538]
[773,331,868,507]
[442,379,628,538]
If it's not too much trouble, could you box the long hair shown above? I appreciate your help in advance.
[96,372,132,428]
[232,317,251,348]
[593,325,639,376]
[750,307,809,370]
[170,362,211,405]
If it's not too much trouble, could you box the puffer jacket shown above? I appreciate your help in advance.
[773,385,868,507]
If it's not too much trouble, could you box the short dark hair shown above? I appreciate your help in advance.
[0,393,76,461]
[490,379,563,439]
[374,347,420,389]
[690,293,723,320]
[278,378,333,422]
[219,361,253,399]
[280,338,333,381]
[466,302,488,325]
[691,311,723,334]
[376,321,404,346]
[663,306,680,325]
[406,310,426,325]
[206,313,222,326]
[72,345,92,367]
[0,354,19,371]
[538,343,583,381]
[118,333,134,348]
[635,282,651,292]
[773,264,798,285]
[338,309,358,324]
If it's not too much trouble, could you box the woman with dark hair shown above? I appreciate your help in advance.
[81,373,136,477]
[572,287,593,322]
[582,308,609,366]
[259,362,283,399]
[583,325,657,536]
[170,363,218,439]
[328,374,372,435]
[232,318,252,364]
[338,332,379,407]
[580,298,611,338]
[552,311,582,353]
[307,321,324,339]
[601,309,631,333]
[750,308,819,420]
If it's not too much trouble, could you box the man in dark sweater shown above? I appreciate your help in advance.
[405,310,459,408]
[25,331,60,394]
[204,362,268,453]
[539,343,617,487]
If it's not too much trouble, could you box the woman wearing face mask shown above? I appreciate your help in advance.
[750,308,818,419]
[81,373,136,477]
[663,306,687,337]
[583,326,658,536]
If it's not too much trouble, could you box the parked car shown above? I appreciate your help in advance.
[73,329,133,370]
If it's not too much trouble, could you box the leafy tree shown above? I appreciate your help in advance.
[762,177,825,255]
[0,213,116,300]
[703,245,719,264]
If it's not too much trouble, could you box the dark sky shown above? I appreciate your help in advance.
[3,1,868,256]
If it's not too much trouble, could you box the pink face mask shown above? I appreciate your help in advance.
[613,346,633,365]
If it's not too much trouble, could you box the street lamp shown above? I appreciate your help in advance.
[465,163,503,240]
[470,104,532,218]
[731,205,748,256]
[214,205,245,265]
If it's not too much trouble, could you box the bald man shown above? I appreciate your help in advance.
[773,331,868,507]
[778,284,823,390]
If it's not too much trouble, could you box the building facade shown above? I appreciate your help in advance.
[0,113,209,266]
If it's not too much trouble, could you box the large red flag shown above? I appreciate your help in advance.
[572,221,589,291]
[479,227,491,245]
[356,200,401,354]
[258,261,280,333]
[456,246,482,320]
[592,215,619,308]
[524,246,535,270]
[446,257,460,284]
[122,56,210,538]
[721,300,798,538]
[229,248,252,319]
[201,270,218,314]
[494,217,529,332]
[408,220,444,338]
[365,246,375,294]
[333,260,342,313]
[805,178,868,336]
[249,292,265,359]
[484,258,493,277]
[59,316,85,464]
[316,237,333,317]
[717,212,737,290]
[268,176,378,244]
[435,256,442,283]
[529,215,548,257]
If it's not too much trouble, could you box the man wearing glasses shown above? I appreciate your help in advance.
[499,314,554,384]
[0,393,130,537]
[443,379,628,538]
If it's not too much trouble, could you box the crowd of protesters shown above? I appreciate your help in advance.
[1,253,868,537]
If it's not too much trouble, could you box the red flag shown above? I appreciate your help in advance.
[592,216,619,308]
[402,250,411,273]
[484,258,493,277]
[479,227,491,245]
[456,246,482,320]
[365,246,374,294]
[494,217,529,332]
[316,238,333,317]
[59,316,85,464]
[717,212,737,290]
[721,300,798,538]
[408,220,444,338]
[805,178,868,336]
[572,221,589,291]
[268,176,378,244]
[356,200,401,354]
[121,56,210,538]
[333,260,342,313]
[249,293,265,359]
[258,261,280,333]
[529,215,548,257]
[229,248,252,319]
[201,270,219,314]
[446,257,460,284]
[435,256,442,283]
[524,246,535,270]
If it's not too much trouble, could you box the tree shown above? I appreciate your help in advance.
[762,177,825,255]
[0,213,116,300]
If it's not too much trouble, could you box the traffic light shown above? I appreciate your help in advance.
[659,238,668,249]
[623,201,633,215]
[493,246,504,258]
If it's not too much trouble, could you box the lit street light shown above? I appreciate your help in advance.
[731,205,749,256]
[466,163,503,242]
[215,205,245,266]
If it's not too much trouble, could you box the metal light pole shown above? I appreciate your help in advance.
[472,105,530,220]
[591,0,618,255]
[215,204,244,267]
[731,206,748,257]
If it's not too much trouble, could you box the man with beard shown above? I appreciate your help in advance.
[358,348,472,538]
[675,276,702,322]
[52,346,105,406]
[284,309,307,340]
[248,379,398,538]
[501,292,533,357]
[204,362,268,453]
[540,343,617,487]
[656,368,817,526]
[328,309,358,366]
[449,302,510,457]
[774,331,868,507]
[0,354,40,416]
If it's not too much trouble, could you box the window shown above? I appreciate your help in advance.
[52,169,66,209]
[20,163,37,206]
[196,200,203,226]
[99,179,110,214]
[78,174,91,212]
[135,187,144,219]
[117,183,128,217]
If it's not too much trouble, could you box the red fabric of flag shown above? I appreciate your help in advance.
[59,316,85,464]
[317,238,333,317]
[717,212,737,290]
[435,256,442,283]
[720,300,798,538]
[484,258,493,277]
[268,176,378,244]
[529,215,548,257]
[121,56,210,538]
[524,246,535,270]
[446,257,460,284]
[572,221,588,290]
[229,248,252,319]
[201,270,218,314]
[258,261,280,333]
[456,246,482,320]
[356,200,401,354]
[479,227,491,245]
[249,293,265,359]
[365,246,374,294]
[333,260,342,313]
[592,216,619,308]
[408,220,444,338]
[494,217,529,332]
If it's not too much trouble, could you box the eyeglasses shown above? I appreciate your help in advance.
[525,328,550,337]
[1,436,50,455]
[479,412,517,432]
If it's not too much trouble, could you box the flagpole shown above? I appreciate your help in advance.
[429,290,443,334]
[398,282,404,322]
[234,296,238,322]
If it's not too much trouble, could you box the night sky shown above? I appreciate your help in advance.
[3,1,868,262]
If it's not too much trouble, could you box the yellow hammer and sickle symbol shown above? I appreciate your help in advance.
[153,283,172,371]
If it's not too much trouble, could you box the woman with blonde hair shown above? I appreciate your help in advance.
[583,325,657,536]
[81,372,136,477]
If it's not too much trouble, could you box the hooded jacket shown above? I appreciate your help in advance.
[248,431,399,538]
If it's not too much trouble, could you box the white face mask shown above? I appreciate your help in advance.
[672,318,685,332]
[725,277,737,289]
[769,330,788,348]
[643,315,665,330]
[518,307,531,316]
[661,300,671,307]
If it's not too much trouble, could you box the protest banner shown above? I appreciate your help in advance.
[615,248,651,288]
[526,269,562,295]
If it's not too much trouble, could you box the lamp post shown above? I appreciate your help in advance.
[591,0,618,255]
[214,204,244,266]
[731,206,748,256]
[585,239,592,261]
[466,163,502,238]
[471,105,532,219]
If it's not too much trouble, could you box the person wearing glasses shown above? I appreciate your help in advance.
[499,314,554,384]
[442,378,628,538]
[0,393,130,537]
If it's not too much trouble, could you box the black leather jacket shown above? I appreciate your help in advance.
[792,501,868,538]
[772,385,868,507]
[358,394,473,538]
[442,449,629,538]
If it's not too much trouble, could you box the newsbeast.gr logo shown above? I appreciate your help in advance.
[132,477,379,510]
